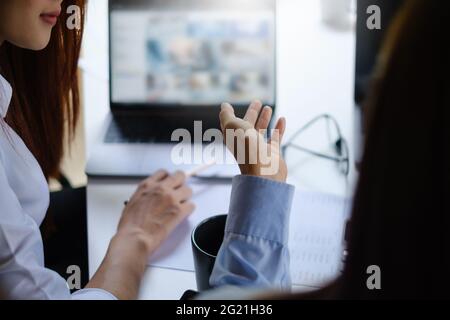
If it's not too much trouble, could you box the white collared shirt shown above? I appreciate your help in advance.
[0,74,116,300]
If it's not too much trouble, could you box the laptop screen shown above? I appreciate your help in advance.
[109,0,276,108]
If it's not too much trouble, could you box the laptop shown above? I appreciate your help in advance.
[86,0,276,178]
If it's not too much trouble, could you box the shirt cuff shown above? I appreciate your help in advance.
[226,175,295,245]
[71,288,118,300]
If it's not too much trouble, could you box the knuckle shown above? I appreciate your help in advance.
[164,191,178,204]
[152,185,166,197]
[138,181,150,190]
[167,204,182,217]
[164,175,174,184]
[156,169,169,176]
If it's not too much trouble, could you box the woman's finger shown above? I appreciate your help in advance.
[174,185,193,202]
[243,100,263,125]
[162,171,186,189]
[219,102,236,131]
[179,201,196,217]
[150,169,169,182]
[269,117,286,144]
[255,106,273,131]
[137,169,169,192]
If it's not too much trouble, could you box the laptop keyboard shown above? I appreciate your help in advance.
[104,116,218,144]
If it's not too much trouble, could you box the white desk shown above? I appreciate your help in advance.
[82,0,356,299]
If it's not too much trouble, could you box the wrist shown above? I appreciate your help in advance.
[113,227,158,257]
[106,230,152,279]
[87,231,149,300]
[240,165,287,183]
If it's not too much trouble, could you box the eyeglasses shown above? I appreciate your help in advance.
[281,114,350,176]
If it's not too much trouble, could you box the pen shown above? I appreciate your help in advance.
[185,161,216,178]
[124,161,217,206]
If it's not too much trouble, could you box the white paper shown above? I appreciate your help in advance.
[289,191,351,287]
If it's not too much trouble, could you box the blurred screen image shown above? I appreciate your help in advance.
[111,10,275,106]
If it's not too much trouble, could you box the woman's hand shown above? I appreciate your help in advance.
[87,170,195,299]
[117,170,195,255]
[219,101,288,182]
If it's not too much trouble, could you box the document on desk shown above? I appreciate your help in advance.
[147,182,351,288]
[288,191,351,288]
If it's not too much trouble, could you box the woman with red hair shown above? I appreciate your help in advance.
[0,0,195,299]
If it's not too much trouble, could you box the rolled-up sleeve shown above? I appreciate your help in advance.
[209,175,295,291]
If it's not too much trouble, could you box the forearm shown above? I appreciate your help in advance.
[84,170,194,300]
[86,231,149,300]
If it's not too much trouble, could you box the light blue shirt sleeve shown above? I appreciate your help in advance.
[209,175,295,291]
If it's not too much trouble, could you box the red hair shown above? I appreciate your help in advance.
[0,0,86,179]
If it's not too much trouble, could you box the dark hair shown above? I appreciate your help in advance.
[339,0,450,299]
[280,0,450,300]
[0,0,86,179]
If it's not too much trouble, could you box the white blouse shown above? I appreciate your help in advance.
[0,74,115,300]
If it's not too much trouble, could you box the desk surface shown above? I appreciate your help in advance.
[82,0,356,299]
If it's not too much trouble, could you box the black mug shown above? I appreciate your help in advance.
[191,214,227,291]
